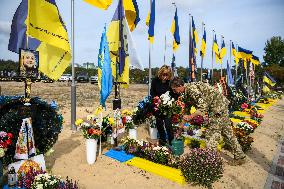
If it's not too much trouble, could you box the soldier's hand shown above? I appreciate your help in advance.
[183,115,192,122]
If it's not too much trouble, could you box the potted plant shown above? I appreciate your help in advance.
[147,115,158,139]
[76,118,102,164]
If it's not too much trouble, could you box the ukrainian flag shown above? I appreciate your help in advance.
[98,27,113,107]
[171,8,180,51]
[213,34,220,63]
[192,17,199,55]
[83,0,112,10]
[251,55,260,65]
[200,28,206,57]
[9,0,71,80]
[262,84,270,93]
[237,46,253,60]
[146,0,155,44]
[84,0,140,32]
[219,37,226,63]
[107,0,130,88]
[232,42,237,57]
[263,72,276,87]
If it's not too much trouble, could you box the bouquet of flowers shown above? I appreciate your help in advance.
[171,96,185,124]
[17,167,46,189]
[76,116,102,140]
[0,131,13,158]
[233,128,254,152]
[132,96,154,125]
[146,115,156,128]
[235,122,254,135]
[122,109,135,130]
[31,173,61,189]
[153,91,175,118]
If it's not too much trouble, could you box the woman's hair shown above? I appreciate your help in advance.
[157,65,172,80]
[170,77,184,88]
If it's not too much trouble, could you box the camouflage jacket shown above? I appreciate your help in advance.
[184,82,230,116]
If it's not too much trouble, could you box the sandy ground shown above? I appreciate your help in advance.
[1,81,284,189]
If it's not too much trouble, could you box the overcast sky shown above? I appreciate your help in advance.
[0,0,284,69]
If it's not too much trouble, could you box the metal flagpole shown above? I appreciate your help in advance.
[71,0,76,131]
[164,34,166,65]
[188,13,191,82]
[235,44,238,84]
[229,40,231,83]
[220,35,223,79]
[148,0,152,96]
[211,30,214,84]
[200,22,204,82]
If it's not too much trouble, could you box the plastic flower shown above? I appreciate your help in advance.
[94,106,103,115]
[108,117,114,125]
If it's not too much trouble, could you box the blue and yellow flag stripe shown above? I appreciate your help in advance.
[171,8,180,51]
[219,37,226,63]
[238,46,253,60]
[200,28,206,57]
[147,0,155,44]
[251,55,260,65]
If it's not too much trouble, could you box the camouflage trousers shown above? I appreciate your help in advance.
[205,113,245,159]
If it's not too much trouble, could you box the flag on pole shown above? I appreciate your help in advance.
[192,17,199,55]
[83,0,112,10]
[8,0,71,80]
[232,42,239,65]
[146,0,155,44]
[213,34,220,63]
[219,36,226,63]
[263,72,276,87]
[262,84,270,93]
[171,8,180,51]
[249,62,255,81]
[107,0,129,88]
[200,27,206,57]
[251,55,260,65]
[226,61,234,86]
[237,46,253,60]
[98,27,113,107]
[84,0,140,32]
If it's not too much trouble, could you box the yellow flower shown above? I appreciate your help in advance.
[190,106,196,114]
[94,106,103,115]
[75,119,84,126]
[108,117,114,125]
[122,109,132,116]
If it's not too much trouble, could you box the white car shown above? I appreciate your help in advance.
[90,75,98,84]
[59,74,72,82]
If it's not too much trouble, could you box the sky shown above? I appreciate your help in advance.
[0,0,284,70]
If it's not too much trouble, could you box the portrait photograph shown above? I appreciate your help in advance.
[19,48,39,78]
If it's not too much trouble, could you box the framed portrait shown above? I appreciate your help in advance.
[19,48,39,78]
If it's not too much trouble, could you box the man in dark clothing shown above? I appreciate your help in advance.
[150,65,174,145]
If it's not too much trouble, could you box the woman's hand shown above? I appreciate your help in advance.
[183,115,192,122]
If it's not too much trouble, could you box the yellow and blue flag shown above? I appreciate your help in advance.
[219,36,226,63]
[9,0,71,80]
[262,84,270,93]
[251,55,260,65]
[192,17,199,55]
[107,0,130,88]
[84,0,140,32]
[98,27,113,107]
[213,34,220,63]
[83,0,112,10]
[146,0,155,44]
[237,46,253,60]
[232,42,239,64]
[200,28,206,57]
[263,72,276,87]
[171,8,180,51]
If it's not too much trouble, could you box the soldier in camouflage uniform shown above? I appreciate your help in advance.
[170,78,246,162]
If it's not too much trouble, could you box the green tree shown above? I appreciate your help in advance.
[263,36,284,67]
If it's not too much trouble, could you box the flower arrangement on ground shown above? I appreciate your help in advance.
[232,127,254,152]
[132,96,154,125]
[146,115,156,128]
[180,148,224,188]
[0,131,13,158]
[76,117,102,140]
[235,122,254,135]
[122,137,179,168]
[153,91,175,118]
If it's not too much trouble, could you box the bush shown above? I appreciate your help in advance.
[180,148,223,188]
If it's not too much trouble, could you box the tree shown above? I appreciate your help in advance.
[263,36,284,67]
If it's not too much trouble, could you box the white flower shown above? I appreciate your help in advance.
[0,148,5,158]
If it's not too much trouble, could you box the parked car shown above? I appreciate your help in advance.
[59,74,72,82]
[90,75,98,84]
[76,72,89,83]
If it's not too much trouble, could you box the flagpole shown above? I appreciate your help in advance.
[235,44,238,84]
[229,40,231,83]
[163,34,166,65]
[220,35,223,79]
[148,0,152,96]
[200,22,204,82]
[188,13,191,82]
[211,30,214,84]
[71,0,76,131]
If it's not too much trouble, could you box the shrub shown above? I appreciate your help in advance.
[180,148,223,188]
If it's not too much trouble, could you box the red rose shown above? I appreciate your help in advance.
[88,128,94,135]
[6,139,12,145]
[7,133,13,139]
[122,116,127,124]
